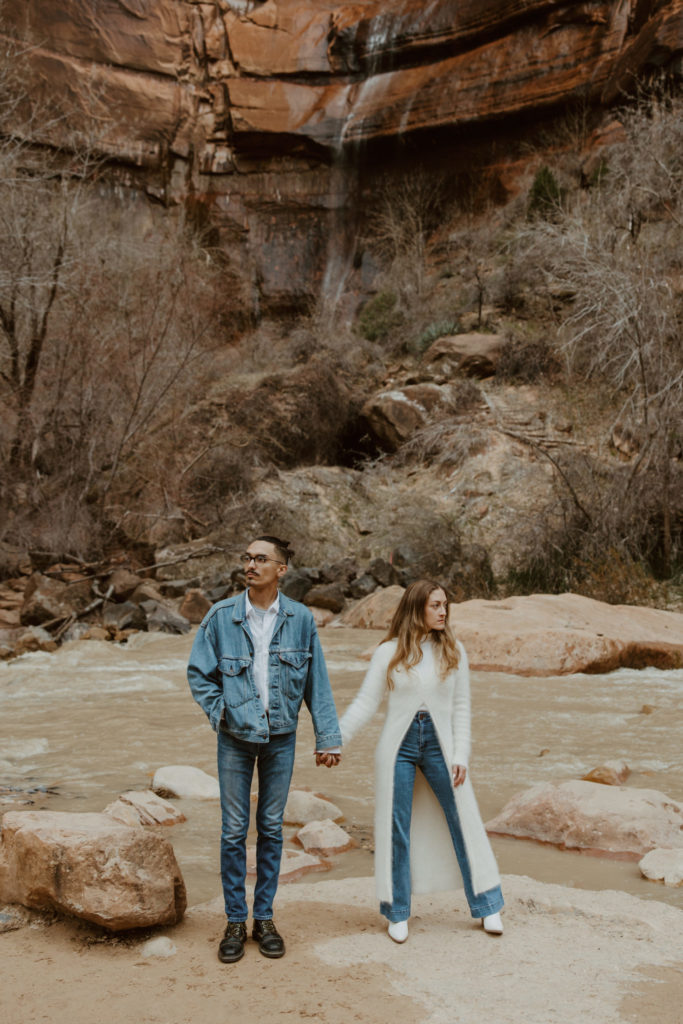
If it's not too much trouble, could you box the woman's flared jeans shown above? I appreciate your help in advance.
[380,712,504,923]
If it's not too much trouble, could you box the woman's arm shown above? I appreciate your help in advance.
[451,641,471,770]
[339,643,391,745]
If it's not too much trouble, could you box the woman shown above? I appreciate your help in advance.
[340,579,504,943]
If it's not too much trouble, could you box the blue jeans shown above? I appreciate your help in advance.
[217,728,297,922]
[380,712,504,923]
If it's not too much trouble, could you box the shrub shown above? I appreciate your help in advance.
[408,318,461,356]
[356,291,405,342]
[527,165,564,220]
[496,337,561,382]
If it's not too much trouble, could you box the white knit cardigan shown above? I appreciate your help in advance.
[340,638,501,903]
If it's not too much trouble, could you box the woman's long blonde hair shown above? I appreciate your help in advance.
[383,579,460,689]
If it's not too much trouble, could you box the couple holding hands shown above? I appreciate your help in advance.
[187,536,504,964]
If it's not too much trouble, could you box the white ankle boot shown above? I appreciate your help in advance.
[482,912,503,935]
[388,920,409,943]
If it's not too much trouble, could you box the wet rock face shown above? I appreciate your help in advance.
[5,2,682,306]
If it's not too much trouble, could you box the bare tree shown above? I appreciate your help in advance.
[513,97,683,576]
[367,171,448,305]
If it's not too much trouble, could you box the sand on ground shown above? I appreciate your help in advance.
[2,874,683,1024]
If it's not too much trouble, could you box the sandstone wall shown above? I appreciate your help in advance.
[4,0,682,307]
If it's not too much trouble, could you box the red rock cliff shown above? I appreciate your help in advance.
[4,0,682,307]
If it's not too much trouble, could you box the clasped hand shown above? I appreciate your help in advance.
[315,752,342,767]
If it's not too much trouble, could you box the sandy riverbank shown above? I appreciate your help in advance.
[3,874,683,1024]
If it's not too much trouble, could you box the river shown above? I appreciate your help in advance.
[1,627,682,911]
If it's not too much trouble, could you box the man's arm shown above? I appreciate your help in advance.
[187,618,225,732]
[303,622,342,753]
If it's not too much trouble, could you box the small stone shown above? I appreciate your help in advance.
[283,790,343,825]
[295,819,354,856]
[81,626,109,641]
[582,760,630,786]
[105,791,186,826]
[152,766,220,801]
[639,848,683,887]
[139,936,177,958]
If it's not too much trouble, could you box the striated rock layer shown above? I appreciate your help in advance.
[4,1,682,306]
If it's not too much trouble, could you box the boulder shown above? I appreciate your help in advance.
[0,626,58,660]
[283,790,343,825]
[348,573,378,600]
[452,593,683,675]
[152,765,220,801]
[582,760,631,786]
[0,811,186,930]
[107,568,143,601]
[486,781,683,857]
[279,568,316,602]
[246,845,327,883]
[367,557,401,588]
[81,626,109,641]
[423,333,506,377]
[340,585,405,630]
[158,577,201,598]
[0,607,20,629]
[140,600,191,635]
[60,621,93,644]
[308,606,335,628]
[361,384,453,451]
[103,791,186,827]
[303,583,346,613]
[0,581,23,629]
[178,588,212,624]
[102,600,147,632]
[639,849,683,887]
[19,572,90,626]
[295,819,354,856]
[131,581,166,605]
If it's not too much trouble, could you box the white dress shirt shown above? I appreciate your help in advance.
[245,590,280,713]
[245,589,339,754]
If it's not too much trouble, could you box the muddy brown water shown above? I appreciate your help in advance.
[1,627,682,911]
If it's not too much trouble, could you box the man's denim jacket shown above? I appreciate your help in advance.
[187,590,342,748]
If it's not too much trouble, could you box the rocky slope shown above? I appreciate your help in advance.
[5,0,682,308]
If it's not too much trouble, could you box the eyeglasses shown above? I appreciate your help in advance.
[239,553,286,567]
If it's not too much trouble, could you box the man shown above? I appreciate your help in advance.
[187,536,342,964]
